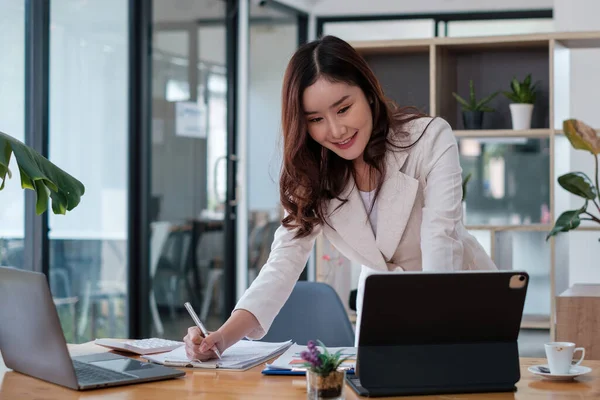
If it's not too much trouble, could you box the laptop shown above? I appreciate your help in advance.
[0,267,185,390]
[347,270,528,397]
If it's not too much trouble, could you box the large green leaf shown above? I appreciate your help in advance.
[563,119,600,155]
[546,204,586,241]
[0,130,85,215]
[558,172,597,200]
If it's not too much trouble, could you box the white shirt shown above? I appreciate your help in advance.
[359,189,377,236]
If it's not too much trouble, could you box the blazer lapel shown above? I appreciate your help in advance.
[375,151,419,262]
[327,179,387,271]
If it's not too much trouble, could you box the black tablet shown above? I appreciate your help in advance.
[349,271,528,397]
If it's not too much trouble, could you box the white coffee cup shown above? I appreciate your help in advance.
[544,342,585,374]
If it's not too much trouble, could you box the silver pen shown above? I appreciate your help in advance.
[184,302,222,359]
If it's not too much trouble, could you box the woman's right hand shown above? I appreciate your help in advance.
[183,327,225,361]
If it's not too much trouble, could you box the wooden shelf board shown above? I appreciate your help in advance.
[352,39,430,54]
[466,225,599,233]
[555,129,600,135]
[554,31,600,49]
[570,226,600,232]
[522,314,551,330]
[439,37,549,51]
[353,32,600,54]
[454,129,552,138]
[465,224,552,232]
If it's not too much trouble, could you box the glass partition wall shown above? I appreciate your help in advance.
[0,1,25,270]
[0,0,304,342]
[150,2,229,338]
[48,0,130,343]
[246,6,301,287]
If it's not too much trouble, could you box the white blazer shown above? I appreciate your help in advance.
[235,117,497,342]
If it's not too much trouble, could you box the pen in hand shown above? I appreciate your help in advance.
[184,302,222,359]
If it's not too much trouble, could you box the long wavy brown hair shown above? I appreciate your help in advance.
[280,35,427,238]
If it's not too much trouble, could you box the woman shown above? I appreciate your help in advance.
[184,35,496,360]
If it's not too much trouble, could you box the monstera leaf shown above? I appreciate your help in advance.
[0,130,84,215]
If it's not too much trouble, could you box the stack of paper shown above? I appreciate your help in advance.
[263,344,357,375]
[142,340,292,371]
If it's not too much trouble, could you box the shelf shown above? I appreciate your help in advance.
[570,226,600,232]
[465,225,552,232]
[353,31,600,54]
[438,35,550,51]
[555,128,600,135]
[352,39,430,55]
[521,314,551,330]
[466,225,600,233]
[554,31,600,49]
[329,31,600,343]
[454,129,552,138]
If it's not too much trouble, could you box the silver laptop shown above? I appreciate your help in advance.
[0,267,185,390]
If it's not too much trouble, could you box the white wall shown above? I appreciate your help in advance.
[553,0,600,288]
[275,0,316,13]
[248,23,297,212]
[313,0,553,16]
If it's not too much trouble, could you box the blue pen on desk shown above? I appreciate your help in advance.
[184,302,222,359]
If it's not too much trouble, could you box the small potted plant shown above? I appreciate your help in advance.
[503,74,538,130]
[301,340,350,400]
[452,80,498,130]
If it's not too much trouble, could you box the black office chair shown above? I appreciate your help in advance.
[260,281,355,347]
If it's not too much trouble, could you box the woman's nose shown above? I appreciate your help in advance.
[328,120,347,139]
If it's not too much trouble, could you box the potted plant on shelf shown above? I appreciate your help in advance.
[503,74,538,130]
[302,340,350,400]
[452,80,498,130]
[0,130,84,216]
[546,119,600,241]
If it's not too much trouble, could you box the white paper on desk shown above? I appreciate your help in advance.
[266,344,357,371]
[143,340,293,370]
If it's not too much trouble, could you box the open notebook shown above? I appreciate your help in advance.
[142,340,292,371]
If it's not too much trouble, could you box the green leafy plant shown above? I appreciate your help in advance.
[452,80,499,112]
[301,340,351,377]
[547,119,600,240]
[0,130,84,215]
[504,74,538,104]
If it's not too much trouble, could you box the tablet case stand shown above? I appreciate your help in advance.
[348,271,528,397]
[352,342,519,397]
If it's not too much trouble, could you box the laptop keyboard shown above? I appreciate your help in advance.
[73,360,135,385]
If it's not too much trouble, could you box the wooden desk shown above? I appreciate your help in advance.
[2,342,599,399]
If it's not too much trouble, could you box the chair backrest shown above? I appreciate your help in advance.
[260,281,355,347]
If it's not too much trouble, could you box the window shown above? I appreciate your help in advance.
[323,19,435,41]
[0,0,25,269]
[48,0,129,343]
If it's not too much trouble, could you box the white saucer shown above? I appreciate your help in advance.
[528,364,592,381]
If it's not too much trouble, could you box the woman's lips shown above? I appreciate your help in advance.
[333,132,357,150]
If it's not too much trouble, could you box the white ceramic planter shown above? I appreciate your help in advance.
[509,103,534,130]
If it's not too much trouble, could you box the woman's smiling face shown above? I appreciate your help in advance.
[303,77,373,162]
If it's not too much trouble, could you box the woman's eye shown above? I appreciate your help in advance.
[309,117,322,123]
[338,106,350,114]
